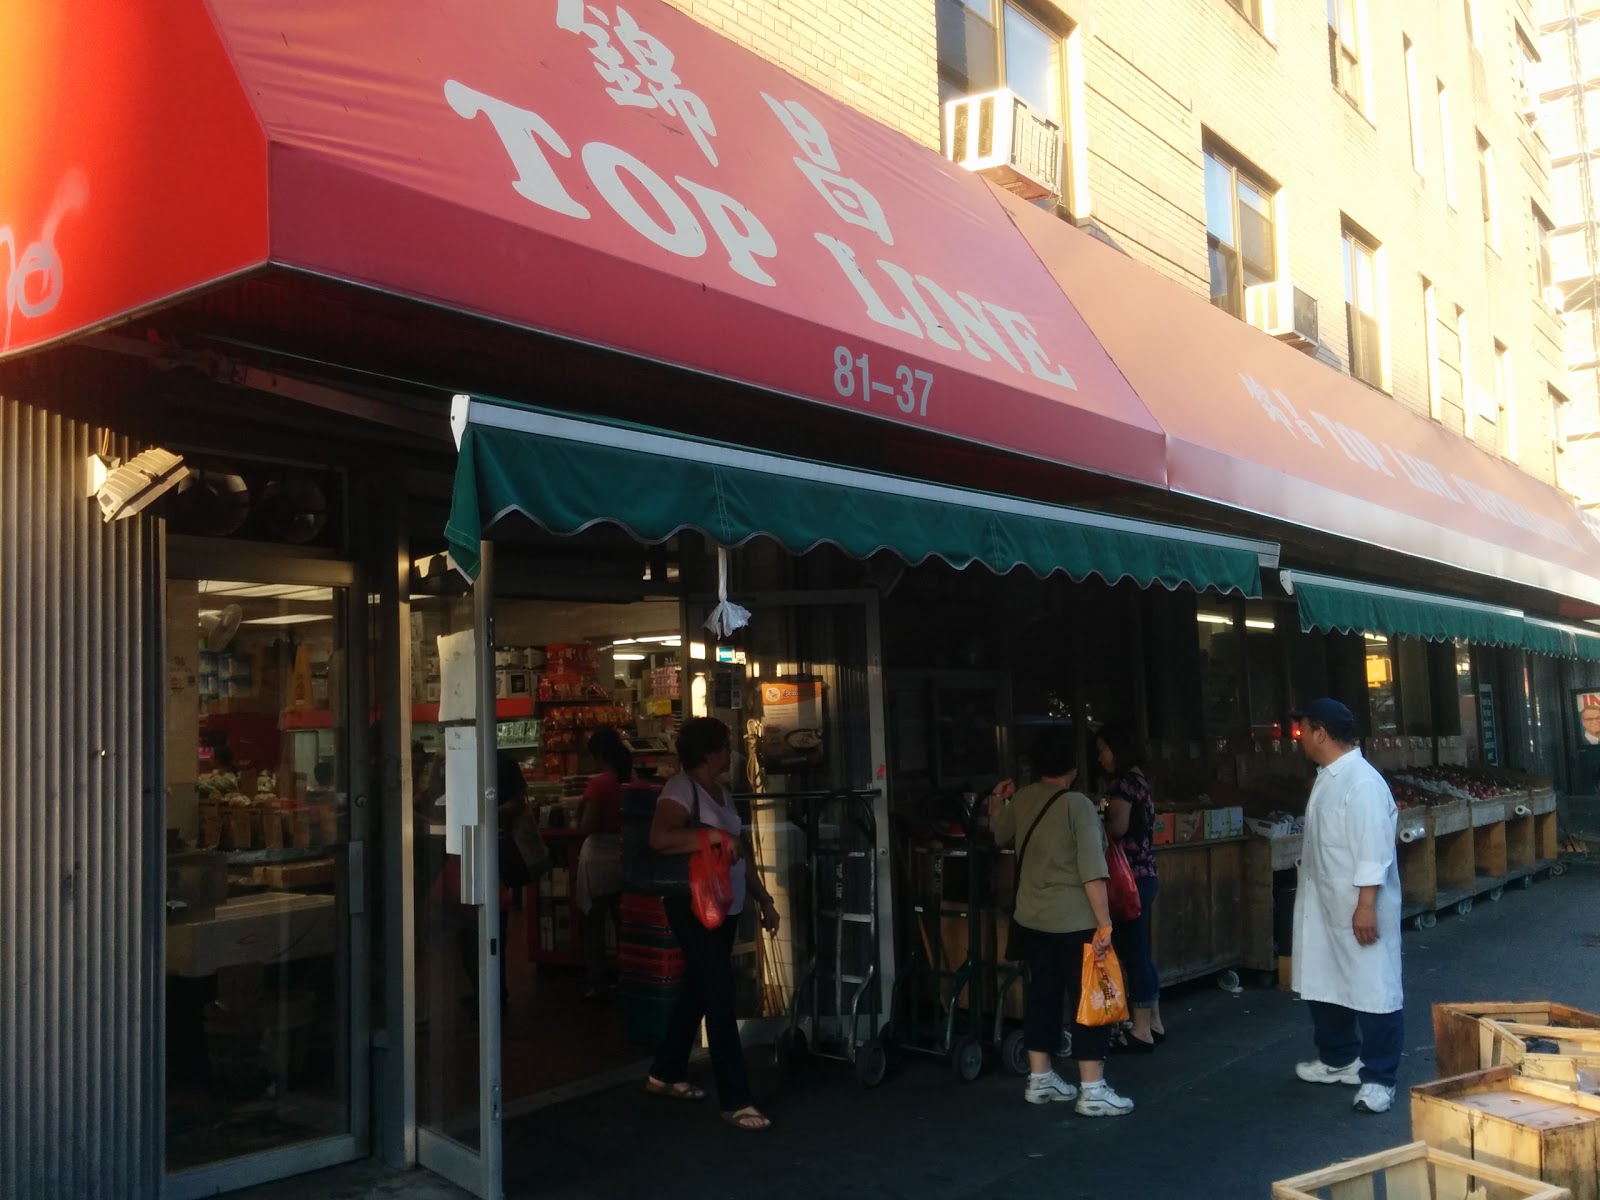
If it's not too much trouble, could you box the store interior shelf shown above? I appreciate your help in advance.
[412,697,535,724]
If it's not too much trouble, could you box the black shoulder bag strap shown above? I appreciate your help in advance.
[1014,787,1070,888]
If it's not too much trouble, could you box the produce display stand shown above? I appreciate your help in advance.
[1151,836,1249,990]
[1530,788,1563,876]
[1433,1002,1600,1078]
[1272,1140,1569,1200]
[1411,1066,1600,1200]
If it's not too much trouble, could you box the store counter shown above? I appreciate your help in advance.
[166,892,337,977]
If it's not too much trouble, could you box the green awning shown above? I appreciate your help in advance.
[1280,570,1526,646]
[1524,617,1600,661]
[446,397,1275,594]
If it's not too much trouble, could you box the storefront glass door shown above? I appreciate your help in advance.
[411,561,502,1200]
[163,564,366,1197]
[685,589,893,1023]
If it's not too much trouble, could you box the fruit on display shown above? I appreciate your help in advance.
[1385,765,1540,803]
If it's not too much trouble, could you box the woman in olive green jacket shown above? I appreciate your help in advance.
[991,731,1135,1117]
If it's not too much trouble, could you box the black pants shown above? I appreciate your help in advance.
[1024,927,1112,1063]
[583,892,620,990]
[650,895,752,1111]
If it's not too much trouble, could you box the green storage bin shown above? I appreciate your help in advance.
[621,982,681,1050]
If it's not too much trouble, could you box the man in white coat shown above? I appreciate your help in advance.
[1289,698,1403,1114]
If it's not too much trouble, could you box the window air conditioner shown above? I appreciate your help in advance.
[1244,283,1319,349]
[943,89,1061,201]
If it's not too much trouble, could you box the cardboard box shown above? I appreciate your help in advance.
[1151,811,1176,846]
[1173,811,1205,844]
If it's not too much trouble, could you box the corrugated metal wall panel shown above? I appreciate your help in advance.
[0,393,152,1199]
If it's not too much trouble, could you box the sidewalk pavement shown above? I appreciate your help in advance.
[239,862,1600,1200]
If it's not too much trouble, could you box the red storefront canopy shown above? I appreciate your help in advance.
[994,190,1600,608]
[0,0,1165,488]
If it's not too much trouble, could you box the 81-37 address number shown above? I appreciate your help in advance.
[833,345,933,417]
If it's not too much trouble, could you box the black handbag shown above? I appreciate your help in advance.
[1003,788,1069,963]
[623,784,704,896]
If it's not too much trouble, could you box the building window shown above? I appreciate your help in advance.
[1494,340,1515,458]
[1516,26,1540,120]
[937,0,1063,128]
[1439,82,1457,207]
[1229,0,1266,31]
[1342,224,1383,388]
[1404,37,1426,175]
[1464,0,1480,51]
[1551,385,1570,481]
[1423,278,1442,420]
[1459,306,1475,436]
[1535,204,1556,303]
[1205,147,1277,318]
[1328,0,1363,110]
[1477,133,1499,249]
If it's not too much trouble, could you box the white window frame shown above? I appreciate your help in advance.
[1478,132,1500,251]
[1423,278,1441,420]
[1405,37,1426,176]
[1439,82,1457,208]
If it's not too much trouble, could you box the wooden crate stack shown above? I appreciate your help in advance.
[1271,1000,1600,1199]
[1410,1001,1600,1200]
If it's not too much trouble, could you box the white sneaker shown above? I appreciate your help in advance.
[1295,1058,1363,1085]
[1074,1081,1135,1117]
[1024,1071,1078,1105]
[1353,1083,1396,1113]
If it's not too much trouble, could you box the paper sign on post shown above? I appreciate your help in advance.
[444,725,478,857]
[437,629,477,722]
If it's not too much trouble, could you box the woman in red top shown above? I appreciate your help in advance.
[578,727,630,1000]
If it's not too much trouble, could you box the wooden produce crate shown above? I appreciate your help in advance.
[1435,1004,1600,1078]
[1411,1066,1600,1200]
[1473,797,1512,828]
[1433,800,1472,837]
[1272,1140,1569,1200]
[1529,788,1558,817]
[1480,1020,1600,1089]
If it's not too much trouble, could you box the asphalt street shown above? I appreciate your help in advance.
[239,861,1600,1199]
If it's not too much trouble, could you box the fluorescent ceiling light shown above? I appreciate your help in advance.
[1196,613,1233,626]
[612,638,637,646]
[202,582,333,601]
[614,653,647,661]
[242,613,332,627]
[1244,619,1276,631]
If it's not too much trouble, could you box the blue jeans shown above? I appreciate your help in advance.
[1111,875,1161,1008]
[1308,999,1404,1088]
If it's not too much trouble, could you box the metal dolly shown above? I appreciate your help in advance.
[774,789,889,1087]
[889,833,994,1082]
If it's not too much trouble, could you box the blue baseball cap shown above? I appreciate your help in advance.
[1289,698,1357,737]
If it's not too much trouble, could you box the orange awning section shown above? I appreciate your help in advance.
[996,189,1600,607]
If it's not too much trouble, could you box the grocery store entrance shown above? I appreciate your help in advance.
[408,535,890,1120]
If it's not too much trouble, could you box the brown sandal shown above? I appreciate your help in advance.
[645,1078,706,1101]
[721,1106,772,1131]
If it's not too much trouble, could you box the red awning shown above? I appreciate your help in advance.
[995,190,1600,607]
[0,0,1165,489]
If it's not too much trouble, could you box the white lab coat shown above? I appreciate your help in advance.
[1291,748,1403,1014]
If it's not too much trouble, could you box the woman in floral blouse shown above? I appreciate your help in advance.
[1097,723,1165,1050]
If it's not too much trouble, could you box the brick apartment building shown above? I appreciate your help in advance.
[673,0,1573,488]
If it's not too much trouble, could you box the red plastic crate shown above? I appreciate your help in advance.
[618,942,685,982]
[620,893,671,932]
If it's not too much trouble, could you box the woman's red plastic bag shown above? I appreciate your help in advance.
[689,829,733,929]
[1106,841,1141,922]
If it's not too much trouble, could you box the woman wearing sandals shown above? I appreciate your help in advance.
[643,717,781,1131]
[991,730,1135,1116]
[1097,723,1166,1052]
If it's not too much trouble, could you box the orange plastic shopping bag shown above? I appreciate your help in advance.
[1076,944,1130,1027]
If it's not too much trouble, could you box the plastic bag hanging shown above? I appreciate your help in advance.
[703,546,751,639]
